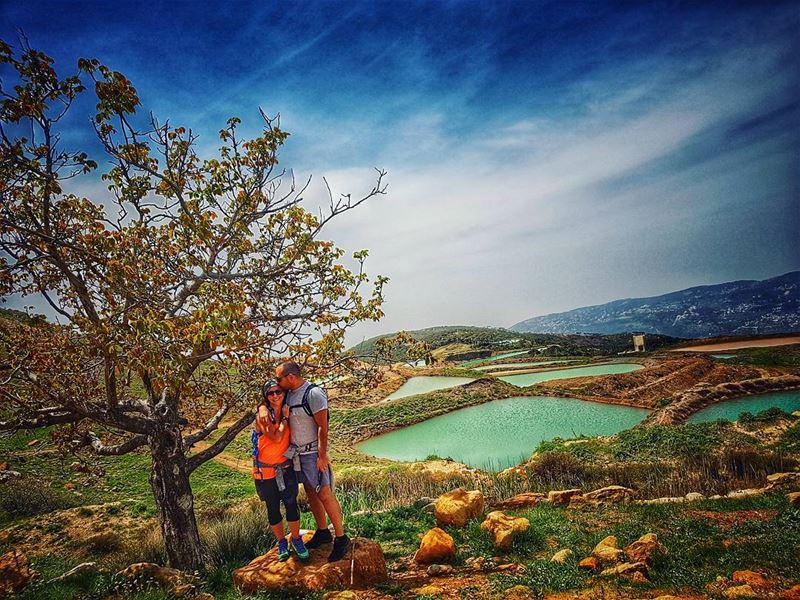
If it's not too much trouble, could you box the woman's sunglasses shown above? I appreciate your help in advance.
[266,389,284,397]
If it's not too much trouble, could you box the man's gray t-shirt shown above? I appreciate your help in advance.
[286,382,328,447]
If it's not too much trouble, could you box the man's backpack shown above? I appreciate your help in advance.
[290,383,329,423]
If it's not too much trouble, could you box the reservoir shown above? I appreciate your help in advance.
[500,363,643,387]
[689,391,800,422]
[358,396,650,470]
[385,376,476,401]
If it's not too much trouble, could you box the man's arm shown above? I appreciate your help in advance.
[314,409,329,472]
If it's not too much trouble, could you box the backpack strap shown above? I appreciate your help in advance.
[300,384,318,417]
[291,383,329,424]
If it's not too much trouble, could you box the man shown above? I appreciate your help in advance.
[275,360,350,562]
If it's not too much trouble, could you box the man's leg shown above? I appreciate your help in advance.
[316,486,344,537]
[302,481,328,530]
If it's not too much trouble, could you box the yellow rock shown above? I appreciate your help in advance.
[414,527,456,564]
[480,511,530,550]
[434,488,485,527]
[724,585,757,599]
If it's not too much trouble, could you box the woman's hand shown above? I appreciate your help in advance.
[282,404,290,419]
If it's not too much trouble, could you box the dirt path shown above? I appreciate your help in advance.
[191,440,252,475]
[670,335,800,351]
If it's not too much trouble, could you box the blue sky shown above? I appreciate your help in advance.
[2,0,799,342]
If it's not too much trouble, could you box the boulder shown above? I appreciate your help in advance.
[480,511,530,550]
[413,528,456,564]
[599,561,648,579]
[465,556,487,571]
[726,488,763,499]
[426,564,454,576]
[723,585,757,599]
[494,493,546,510]
[685,492,706,501]
[624,533,667,566]
[782,585,800,600]
[116,563,195,593]
[434,488,484,527]
[641,496,686,504]
[731,570,774,589]
[232,537,387,593]
[629,570,650,584]
[583,485,637,504]
[550,549,574,563]
[0,551,34,596]
[547,489,582,505]
[787,492,800,507]
[591,536,624,564]
[578,557,599,571]
[766,472,800,490]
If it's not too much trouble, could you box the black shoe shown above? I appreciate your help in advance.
[305,528,333,549]
[328,534,350,562]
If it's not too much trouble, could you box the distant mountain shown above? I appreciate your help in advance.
[510,272,800,338]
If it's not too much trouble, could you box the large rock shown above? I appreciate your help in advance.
[787,492,800,507]
[591,535,624,564]
[494,493,546,510]
[578,556,599,571]
[547,489,582,505]
[624,533,667,566]
[599,561,648,579]
[232,537,387,593]
[583,485,636,504]
[0,551,34,596]
[480,511,530,550]
[550,549,574,563]
[731,570,774,590]
[413,528,456,564]
[724,585,758,599]
[766,472,800,490]
[782,585,800,600]
[434,488,484,527]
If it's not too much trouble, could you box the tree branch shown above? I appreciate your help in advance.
[84,431,148,455]
[186,407,255,473]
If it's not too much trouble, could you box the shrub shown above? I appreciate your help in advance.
[528,451,588,486]
[0,479,76,520]
[200,503,274,566]
[81,531,122,556]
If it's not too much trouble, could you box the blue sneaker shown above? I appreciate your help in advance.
[291,536,310,560]
[277,538,290,561]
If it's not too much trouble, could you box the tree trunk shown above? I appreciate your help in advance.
[148,428,208,572]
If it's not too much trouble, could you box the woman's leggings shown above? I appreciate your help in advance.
[254,470,300,526]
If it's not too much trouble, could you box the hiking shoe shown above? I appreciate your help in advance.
[277,538,290,561]
[291,536,310,560]
[305,528,333,549]
[327,534,350,562]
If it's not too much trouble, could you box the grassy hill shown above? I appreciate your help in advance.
[350,325,683,360]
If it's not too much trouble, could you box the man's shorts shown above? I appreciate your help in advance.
[298,451,333,492]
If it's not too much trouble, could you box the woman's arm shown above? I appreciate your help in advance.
[262,412,287,442]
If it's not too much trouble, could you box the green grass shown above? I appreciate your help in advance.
[723,344,800,370]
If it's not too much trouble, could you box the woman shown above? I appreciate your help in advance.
[253,379,309,561]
